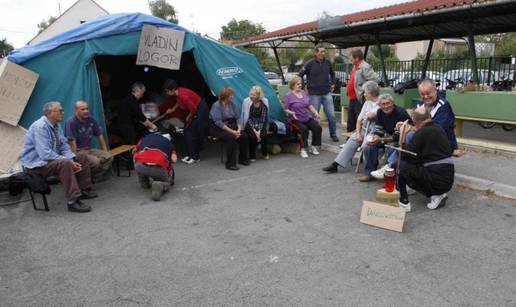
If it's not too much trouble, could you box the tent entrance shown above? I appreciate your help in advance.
[94,51,216,147]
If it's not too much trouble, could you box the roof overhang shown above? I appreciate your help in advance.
[234,0,516,48]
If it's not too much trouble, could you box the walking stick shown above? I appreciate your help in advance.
[355,120,370,173]
[395,120,410,192]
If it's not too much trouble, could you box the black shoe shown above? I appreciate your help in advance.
[331,136,339,142]
[323,162,338,173]
[238,160,250,166]
[67,199,91,213]
[79,189,98,200]
[226,165,240,171]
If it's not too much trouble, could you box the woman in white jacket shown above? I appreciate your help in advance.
[240,86,270,161]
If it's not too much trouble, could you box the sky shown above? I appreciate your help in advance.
[0,0,406,48]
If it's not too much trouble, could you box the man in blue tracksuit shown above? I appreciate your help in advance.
[417,78,462,157]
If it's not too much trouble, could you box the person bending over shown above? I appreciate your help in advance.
[133,133,177,201]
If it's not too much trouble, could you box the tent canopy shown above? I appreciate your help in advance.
[8,13,284,132]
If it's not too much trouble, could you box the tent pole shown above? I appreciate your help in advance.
[272,46,285,83]
[421,39,434,79]
[375,34,388,85]
[467,24,479,84]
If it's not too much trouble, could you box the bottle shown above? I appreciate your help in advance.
[384,167,396,192]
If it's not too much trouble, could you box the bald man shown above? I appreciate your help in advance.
[417,78,462,157]
[397,107,454,212]
[65,100,113,177]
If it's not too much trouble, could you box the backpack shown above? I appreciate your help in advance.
[8,172,51,196]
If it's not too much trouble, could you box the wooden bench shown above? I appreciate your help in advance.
[108,145,135,177]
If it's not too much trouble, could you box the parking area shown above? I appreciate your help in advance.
[1,145,516,306]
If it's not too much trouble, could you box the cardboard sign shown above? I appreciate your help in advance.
[0,122,26,173]
[360,201,406,232]
[136,25,185,70]
[0,59,39,126]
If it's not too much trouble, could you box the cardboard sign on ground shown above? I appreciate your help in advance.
[0,59,39,126]
[0,122,26,174]
[136,25,185,70]
[360,201,406,232]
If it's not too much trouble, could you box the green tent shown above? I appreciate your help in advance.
[8,13,284,138]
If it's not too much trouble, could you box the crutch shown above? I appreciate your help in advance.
[355,120,370,173]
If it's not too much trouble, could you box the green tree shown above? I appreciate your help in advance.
[220,19,265,41]
[37,16,57,34]
[149,0,178,24]
[279,43,313,72]
[0,38,14,57]
[495,32,516,56]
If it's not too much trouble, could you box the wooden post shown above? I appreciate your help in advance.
[455,118,464,137]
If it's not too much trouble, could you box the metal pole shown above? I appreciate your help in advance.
[422,39,434,79]
[272,46,285,83]
[467,25,479,84]
[364,45,369,60]
[375,34,388,85]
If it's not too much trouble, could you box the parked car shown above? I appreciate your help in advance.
[264,71,282,89]
[284,72,299,84]
[443,69,495,88]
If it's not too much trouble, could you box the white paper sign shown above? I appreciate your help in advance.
[0,59,39,126]
[0,122,26,173]
[136,25,185,70]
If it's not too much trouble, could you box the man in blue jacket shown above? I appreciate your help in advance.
[299,44,338,142]
[22,101,97,213]
[417,79,462,157]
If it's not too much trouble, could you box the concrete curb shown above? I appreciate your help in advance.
[321,142,516,200]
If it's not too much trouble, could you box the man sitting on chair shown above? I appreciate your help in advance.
[21,101,97,213]
[65,100,113,179]
[360,94,411,182]
[397,107,454,212]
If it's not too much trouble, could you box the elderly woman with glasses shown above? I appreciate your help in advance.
[240,85,270,161]
[284,76,322,158]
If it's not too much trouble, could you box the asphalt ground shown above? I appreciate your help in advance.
[1,144,516,306]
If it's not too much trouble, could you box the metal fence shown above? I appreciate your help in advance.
[335,56,516,90]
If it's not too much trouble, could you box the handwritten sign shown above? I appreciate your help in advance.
[360,201,406,232]
[136,25,185,70]
[0,122,26,173]
[0,59,39,126]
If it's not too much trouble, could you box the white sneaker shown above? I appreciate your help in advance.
[300,148,309,158]
[309,146,320,155]
[398,201,411,212]
[406,185,416,195]
[181,156,190,163]
[427,193,448,210]
[183,157,195,164]
[371,164,389,180]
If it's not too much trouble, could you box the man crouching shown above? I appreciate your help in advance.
[398,107,454,212]
[22,101,97,213]
[133,133,177,201]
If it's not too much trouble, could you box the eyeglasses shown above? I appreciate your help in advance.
[52,109,64,113]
